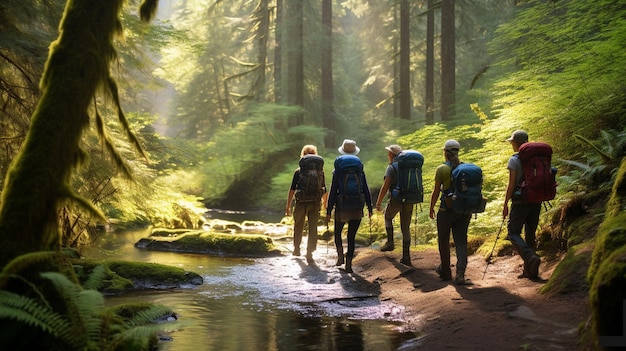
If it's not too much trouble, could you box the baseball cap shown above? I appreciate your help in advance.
[506,130,529,143]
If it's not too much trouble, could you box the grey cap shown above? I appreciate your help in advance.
[506,130,529,144]
[442,139,461,152]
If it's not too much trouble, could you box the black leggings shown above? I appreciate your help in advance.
[334,219,362,258]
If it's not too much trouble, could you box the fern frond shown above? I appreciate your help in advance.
[82,264,107,290]
[126,304,173,327]
[573,134,613,163]
[0,290,74,344]
[557,158,591,171]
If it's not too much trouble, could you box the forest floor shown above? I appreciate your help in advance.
[349,246,591,350]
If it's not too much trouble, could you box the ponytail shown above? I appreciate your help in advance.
[446,150,461,169]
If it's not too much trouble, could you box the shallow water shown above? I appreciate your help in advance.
[84,223,419,351]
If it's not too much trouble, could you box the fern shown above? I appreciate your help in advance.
[0,264,179,350]
[81,264,108,290]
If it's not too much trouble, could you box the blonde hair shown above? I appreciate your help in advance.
[300,144,318,157]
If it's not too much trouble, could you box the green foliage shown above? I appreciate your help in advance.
[0,264,177,350]
[490,0,626,146]
[558,130,626,193]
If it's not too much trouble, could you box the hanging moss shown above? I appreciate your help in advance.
[0,0,150,267]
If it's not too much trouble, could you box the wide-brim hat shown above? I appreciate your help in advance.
[506,130,529,144]
[338,139,360,155]
[385,144,403,156]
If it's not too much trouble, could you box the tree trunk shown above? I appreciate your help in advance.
[425,0,435,124]
[0,0,127,266]
[285,0,304,126]
[399,0,411,120]
[441,0,455,120]
[321,0,336,148]
[254,0,269,101]
[274,0,283,104]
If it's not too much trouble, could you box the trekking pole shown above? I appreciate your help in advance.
[482,217,506,280]
[413,203,418,246]
[369,216,372,248]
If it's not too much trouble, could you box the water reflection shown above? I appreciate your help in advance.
[85,225,419,350]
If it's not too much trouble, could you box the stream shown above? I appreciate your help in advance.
[83,210,420,350]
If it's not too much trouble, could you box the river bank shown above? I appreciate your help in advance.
[350,246,590,350]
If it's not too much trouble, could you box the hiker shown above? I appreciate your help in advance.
[286,144,327,262]
[503,130,542,279]
[429,140,472,284]
[326,139,373,273]
[375,144,415,266]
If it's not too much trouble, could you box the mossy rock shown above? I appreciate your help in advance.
[135,230,282,257]
[589,245,626,348]
[74,259,203,294]
[540,243,592,295]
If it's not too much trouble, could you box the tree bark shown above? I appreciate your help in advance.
[425,0,435,124]
[321,0,336,148]
[399,0,411,120]
[441,0,455,120]
[274,0,283,104]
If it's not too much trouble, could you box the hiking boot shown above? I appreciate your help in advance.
[380,242,395,252]
[436,265,452,281]
[454,273,473,285]
[400,257,412,266]
[336,251,345,266]
[345,257,353,273]
[526,254,541,279]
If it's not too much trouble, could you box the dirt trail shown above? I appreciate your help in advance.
[350,247,589,350]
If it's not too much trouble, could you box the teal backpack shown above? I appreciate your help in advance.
[447,163,486,214]
[391,150,424,204]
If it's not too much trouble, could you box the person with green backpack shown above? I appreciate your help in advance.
[429,140,475,285]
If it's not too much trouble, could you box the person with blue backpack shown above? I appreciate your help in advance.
[326,139,373,273]
[429,140,476,285]
[375,144,421,266]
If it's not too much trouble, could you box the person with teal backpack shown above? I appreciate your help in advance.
[429,140,476,285]
[326,139,373,273]
[375,144,423,266]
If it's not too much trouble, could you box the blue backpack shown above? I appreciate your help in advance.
[334,155,365,210]
[391,150,424,204]
[447,163,486,214]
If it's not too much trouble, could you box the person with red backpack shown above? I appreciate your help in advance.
[285,145,328,263]
[503,130,545,280]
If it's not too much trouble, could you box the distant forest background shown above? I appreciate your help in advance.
[1,0,625,241]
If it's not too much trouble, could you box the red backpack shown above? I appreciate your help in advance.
[517,142,557,204]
